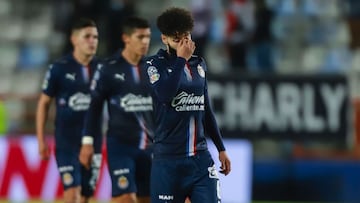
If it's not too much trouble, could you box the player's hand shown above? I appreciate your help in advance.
[79,144,94,169]
[177,38,195,61]
[38,140,50,160]
[219,151,231,176]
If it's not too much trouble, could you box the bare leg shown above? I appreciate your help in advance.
[138,196,150,203]
[63,186,81,203]
[80,195,90,203]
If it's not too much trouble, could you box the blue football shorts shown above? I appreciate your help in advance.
[106,140,152,197]
[55,148,102,197]
[150,150,221,203]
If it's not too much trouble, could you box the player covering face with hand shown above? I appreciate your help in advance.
[144,7,231,203]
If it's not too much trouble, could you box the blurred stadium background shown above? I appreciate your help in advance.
[1,0,360,202]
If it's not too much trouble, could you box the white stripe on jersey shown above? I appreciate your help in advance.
[132,66,140,84]
[139,131,147,150]
[188,116,196,156]
[138,116,148,150]
[184,64,192,81]
[82,66,90,82]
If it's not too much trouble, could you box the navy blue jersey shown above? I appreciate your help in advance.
[42,54,102,151]
[83,53,153,148]
[145,49,225,158]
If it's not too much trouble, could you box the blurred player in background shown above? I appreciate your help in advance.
[144,7,231,203]
[79,16,152,203]
[36,18,102,203]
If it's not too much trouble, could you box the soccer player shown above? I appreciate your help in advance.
[36,18,102,203]
[144,7,231,203]
[79,16,152,203]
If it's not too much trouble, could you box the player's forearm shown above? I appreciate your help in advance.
[204,95,225,152]
[205,115,225,152]
[82,96,104,140]
[36,102,50,142]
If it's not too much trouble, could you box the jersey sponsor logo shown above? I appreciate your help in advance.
[147,66,160,84]
[197,64,205,78]
[171,91,205,112]
[120,93,153,112]
[65,73,76,81]
[208,165,219,179]
[158,194,174,200]
[117,175,129,189]
[68,92,91,111]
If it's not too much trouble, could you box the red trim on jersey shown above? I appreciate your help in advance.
[185,62,193,77]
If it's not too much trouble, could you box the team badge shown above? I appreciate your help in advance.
[118,175,129,189]
[147,66,160,84]
[197,64,205,78]
[62,172,73,186]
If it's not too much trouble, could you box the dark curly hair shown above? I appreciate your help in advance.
[156,7,194,37]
